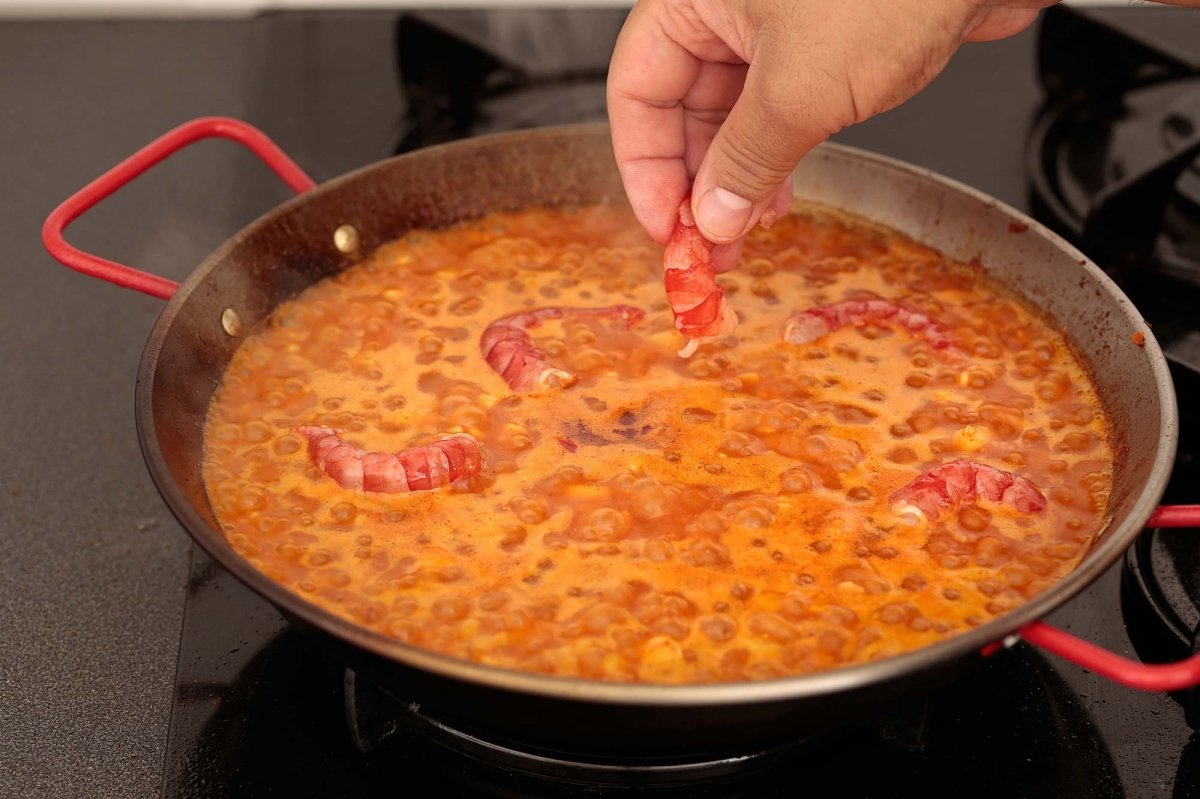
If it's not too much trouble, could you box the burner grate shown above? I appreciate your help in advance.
[331,651,1121,798]
[1030,6,1200,282]
[343,668,803,788]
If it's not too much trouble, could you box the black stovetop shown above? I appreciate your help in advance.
[3,7,1199,799]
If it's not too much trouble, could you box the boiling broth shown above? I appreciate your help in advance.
[202,202,1112,684]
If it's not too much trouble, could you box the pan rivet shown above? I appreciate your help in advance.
[221,308,243,337]
[334,224,360,254]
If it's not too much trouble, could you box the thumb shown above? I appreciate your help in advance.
[691,62,844,243]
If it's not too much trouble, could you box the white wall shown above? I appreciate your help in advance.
[0,0,611,16]
[0,0,1145,18]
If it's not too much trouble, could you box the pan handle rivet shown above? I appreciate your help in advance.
[334,224,360,254]
[221,308,243,337]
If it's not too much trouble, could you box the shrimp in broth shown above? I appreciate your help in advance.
[202,201,1112,684]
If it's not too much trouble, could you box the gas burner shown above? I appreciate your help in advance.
[1029,6,1200,282]
[331,649,1120,797]
[1124,528,1200,727]
[1125,531,1200,660]
[1029,79,1200,280]
[343,669,801,788]
[163,569,1123,798]
[1122,357,1200,728]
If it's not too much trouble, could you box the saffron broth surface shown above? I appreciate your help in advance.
[202,202,1112,684]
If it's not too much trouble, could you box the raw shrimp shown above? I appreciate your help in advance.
[890,459,1046,521]
[479,305,644,391]
[783,298,951,349]
[295,425,483,493]
[664,198,738,358]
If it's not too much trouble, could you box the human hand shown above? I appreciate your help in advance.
[607,0,1057,268]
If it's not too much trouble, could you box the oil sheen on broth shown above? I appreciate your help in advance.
[203,202,1112,684]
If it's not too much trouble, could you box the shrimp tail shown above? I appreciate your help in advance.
[295,425,483,494]
[664,198,738,357]
[480,304,644,391]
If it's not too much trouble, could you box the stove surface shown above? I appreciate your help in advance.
[3,7,1199,799]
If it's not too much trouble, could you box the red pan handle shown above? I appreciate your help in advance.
[1004,504,1200,691]
[1020,621,1200,691]
[42,116,316,300]
[1147,504,1200,528]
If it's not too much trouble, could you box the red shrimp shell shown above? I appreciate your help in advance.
[664,199,737,354]
[295,425,483,494]
[889,459,1046,520]
[783,298,951,349]
[479,305,644,391]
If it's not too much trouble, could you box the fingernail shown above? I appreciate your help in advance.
[697,187,752,240]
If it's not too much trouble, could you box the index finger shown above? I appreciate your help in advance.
[606,4,700,244]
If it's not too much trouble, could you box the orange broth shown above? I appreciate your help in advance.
[202,202,1112,684]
